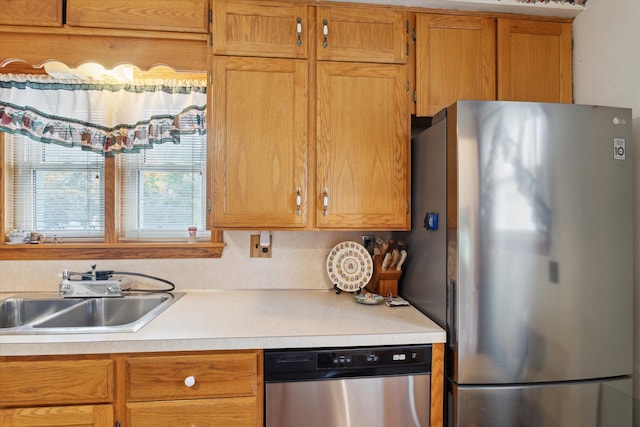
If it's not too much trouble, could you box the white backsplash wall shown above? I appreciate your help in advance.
[0,231,384,293]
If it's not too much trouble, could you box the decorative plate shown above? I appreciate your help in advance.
[326,241,373,293]
[354,293,385,305]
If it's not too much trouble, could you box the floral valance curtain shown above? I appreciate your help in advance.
[0,74,207,156]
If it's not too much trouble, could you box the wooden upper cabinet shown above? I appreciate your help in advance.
[316,61,409,230]
[212,0,308,59]
[316,6,407,64]
[0,0,62,27]
[66,0,209,33]
[415,14,496,117]
[211,56,308,228]
[497,18,572,103]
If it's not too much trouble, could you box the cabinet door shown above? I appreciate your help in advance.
[212,0,308,59]
[0,0,62,27]
[127,398,257,427]
[211,56,308,228]
[497,19,572,103]
[0,358,114,407]
[0,404,113,427]
[416,14,496,117]
[316,6,407,64]
[66,0,209,33]
[316,62,409,230]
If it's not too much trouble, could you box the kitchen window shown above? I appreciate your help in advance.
[0,72,222,259]
[5,132,208,242]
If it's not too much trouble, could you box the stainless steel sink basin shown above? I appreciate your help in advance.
[0,298,84,328]
[0,293,183,334]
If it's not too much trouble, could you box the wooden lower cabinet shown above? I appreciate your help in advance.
[0,355,115,427]
[128,398,257,426]
[0,350,262,427]
[124,351,263,427]
[0,405,113,427]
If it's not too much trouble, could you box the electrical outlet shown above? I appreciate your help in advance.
[362,235,374,255]
[250,234,272,258]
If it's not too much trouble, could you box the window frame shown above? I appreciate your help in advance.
[0,123,223,261]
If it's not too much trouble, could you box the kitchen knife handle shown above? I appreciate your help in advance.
[295,187,302,216]
[322,189,329,216]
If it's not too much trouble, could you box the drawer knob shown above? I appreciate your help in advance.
[184,375,196,387]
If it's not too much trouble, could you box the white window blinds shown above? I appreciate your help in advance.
[119,132,207,240]
[7,133,105,239]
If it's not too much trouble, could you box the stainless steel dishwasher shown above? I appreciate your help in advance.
[265,345,431,427]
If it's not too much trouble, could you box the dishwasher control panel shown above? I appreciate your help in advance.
[265,345,432,382]
[317,347,425,369]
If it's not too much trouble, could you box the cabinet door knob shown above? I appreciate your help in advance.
[184,375,196,387]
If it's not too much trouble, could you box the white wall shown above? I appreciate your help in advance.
[572,0,640,412]
[0,231,373,292]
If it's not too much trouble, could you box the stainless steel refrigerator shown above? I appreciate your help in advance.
[400,101,634,427]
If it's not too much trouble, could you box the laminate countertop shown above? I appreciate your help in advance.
[0,289,446,356]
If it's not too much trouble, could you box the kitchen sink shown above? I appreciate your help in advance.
[0,293,183,334]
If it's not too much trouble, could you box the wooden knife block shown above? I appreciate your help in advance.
[366,255,402,297]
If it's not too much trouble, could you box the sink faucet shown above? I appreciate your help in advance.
[59,265,123,298]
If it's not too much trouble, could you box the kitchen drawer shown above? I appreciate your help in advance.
[127,397,257,427]
[127,352,259,402]
[0,357,114,407]
[0,404,113,426]
[0,0,62,27]
[66,0,209,34]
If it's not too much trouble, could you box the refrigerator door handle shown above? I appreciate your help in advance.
[447,279,456,350]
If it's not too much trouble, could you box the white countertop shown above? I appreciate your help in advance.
[0,289,445,356]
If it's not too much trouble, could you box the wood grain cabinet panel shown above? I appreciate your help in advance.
[126,351,262,427]
[212,0,308,59]
[66,0,209,33]
[127,352,259,401]
[415,14,496,117]
[497,18,572,103]
[127,398,257,427]
[316,6,407,64]
[0,358,114,407]
[0,404,113,427]
[210,56,308,228]
[0,0,62,27]
[316,61,409,230]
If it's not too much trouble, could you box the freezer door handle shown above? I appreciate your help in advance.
[447,279,456,350]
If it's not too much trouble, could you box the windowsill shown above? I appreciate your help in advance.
[0,241,224,260]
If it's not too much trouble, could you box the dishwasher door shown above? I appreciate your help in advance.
[266,374,430,427]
